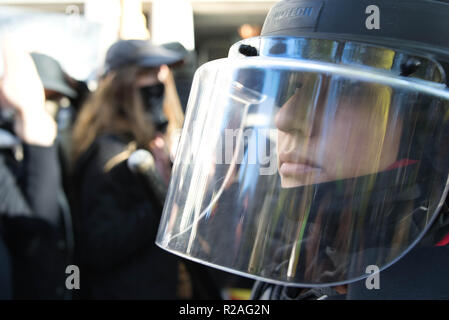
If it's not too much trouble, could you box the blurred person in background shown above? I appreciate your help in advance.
[30,52,88,272]
[29,52,92,294]
[70,39,186,299]
[30,52,90,194]
[0,39,67,299]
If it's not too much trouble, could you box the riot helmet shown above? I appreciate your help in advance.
[156,0,449,287]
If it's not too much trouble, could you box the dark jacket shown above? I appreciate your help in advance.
[249,160,449,300]
[0,232,12,299]
[251,242,449,300]
[0,144,68,299]
[71,133,179,299]
[250,181,449,300]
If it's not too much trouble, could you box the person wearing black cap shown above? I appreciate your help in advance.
[154,0,449,300]
[0,40,67,299]
[30,53,80,274]
[70,39,184,299]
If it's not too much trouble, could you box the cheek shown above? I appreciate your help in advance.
[276,129,297,155]
[320,109,381,178]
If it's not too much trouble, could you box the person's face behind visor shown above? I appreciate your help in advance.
[275,76,404,188]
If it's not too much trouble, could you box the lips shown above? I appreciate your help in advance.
[278,152,323,176]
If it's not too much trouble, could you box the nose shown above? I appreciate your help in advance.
[275,89,318,137]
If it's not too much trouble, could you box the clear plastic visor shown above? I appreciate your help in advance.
[157,57,449,287]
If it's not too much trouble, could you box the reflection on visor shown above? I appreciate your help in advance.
[157,57,449,287]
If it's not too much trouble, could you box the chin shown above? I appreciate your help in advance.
[279,172,332,188]
[280,179,306,188]
[280,174,316,188]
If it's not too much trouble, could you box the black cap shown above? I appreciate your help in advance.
[161,42,188,58]
[30,52,77,98]
[104,39,184,74]
[261,0,449,60]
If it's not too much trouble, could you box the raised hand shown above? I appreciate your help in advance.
[0,37,56,146]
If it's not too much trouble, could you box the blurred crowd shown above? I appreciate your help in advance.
[0,36,251,300]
